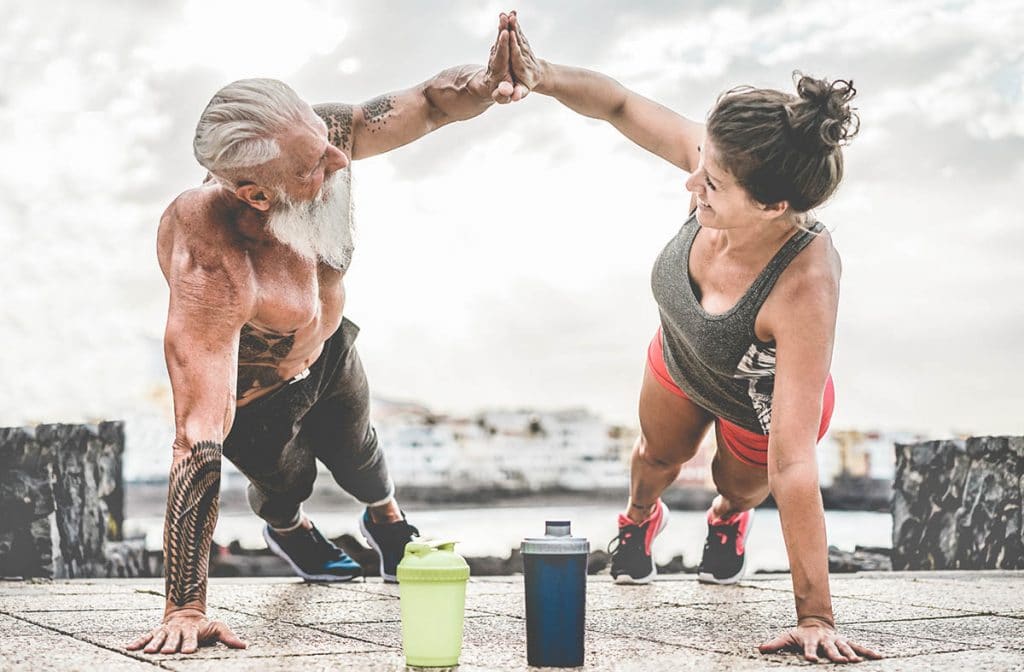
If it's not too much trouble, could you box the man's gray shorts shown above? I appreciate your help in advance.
[223,317,393,529]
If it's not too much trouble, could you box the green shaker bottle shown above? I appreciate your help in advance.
[397,540,471,667]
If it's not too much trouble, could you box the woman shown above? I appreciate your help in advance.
[498,12,882,664]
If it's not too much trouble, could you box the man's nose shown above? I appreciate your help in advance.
[327,145,349,172]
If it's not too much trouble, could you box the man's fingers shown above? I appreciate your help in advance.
[160,630,182,654]
[143,629,168,654]
[125,631,154,651]
[498,12,508,34]
[802,638,820,663]
[181,628,200,655]
[836,640,862,662]
[757,633,791,653]
[849,642,883,660]
[212,622,248,649]
[822,640,847,663]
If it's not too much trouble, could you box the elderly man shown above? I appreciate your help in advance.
[126,19,519,655]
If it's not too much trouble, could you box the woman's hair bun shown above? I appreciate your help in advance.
[786,72,860,152]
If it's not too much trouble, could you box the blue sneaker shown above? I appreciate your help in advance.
[263,523,362,582]
[358,510,420,583]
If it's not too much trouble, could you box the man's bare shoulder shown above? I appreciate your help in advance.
[157,186,257,318]
[159,186,250,273]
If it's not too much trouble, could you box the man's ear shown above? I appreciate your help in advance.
[235,183,273,212]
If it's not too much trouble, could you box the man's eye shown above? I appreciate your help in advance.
[705,176,716,191]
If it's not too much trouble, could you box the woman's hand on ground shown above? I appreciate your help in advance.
[125,608,247,655]
[759,620,882,663]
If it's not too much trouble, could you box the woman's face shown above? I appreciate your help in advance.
[685,138,761,230]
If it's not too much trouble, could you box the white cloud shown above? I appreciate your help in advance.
[138,0,350,79]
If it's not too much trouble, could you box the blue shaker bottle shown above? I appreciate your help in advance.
[521,520,589,667]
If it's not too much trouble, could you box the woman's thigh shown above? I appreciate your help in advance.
[711,424,770,501]
[637,364,716,465]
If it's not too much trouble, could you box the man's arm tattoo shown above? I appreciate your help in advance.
[315,103,354,151]
[361,95,394,134]
[164,441,222,607]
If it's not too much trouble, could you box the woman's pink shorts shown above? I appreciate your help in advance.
[646,329,834,468]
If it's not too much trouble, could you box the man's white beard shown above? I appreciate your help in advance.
[266,170,355,271]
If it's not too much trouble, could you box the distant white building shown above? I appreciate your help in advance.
[375,404,633,491]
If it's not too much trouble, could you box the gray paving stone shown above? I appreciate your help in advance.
[585,603,977,660]
[1,574,1022,670]
[846,615,1024,652]
[0,590,165,613]
[756,574,1023,616]
[0,613,57,636]
[0,634,156,671]
[835,649,1024,672]
[15,607,266,635]
[81,619,390,660]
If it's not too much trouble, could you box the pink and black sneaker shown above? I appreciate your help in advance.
[609,500,669,584]
[697,507,754,585]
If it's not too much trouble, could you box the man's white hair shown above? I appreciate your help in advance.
[193,78,311,181]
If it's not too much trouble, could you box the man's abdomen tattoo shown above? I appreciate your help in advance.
[164,441,221,607]
[237,323,296,399]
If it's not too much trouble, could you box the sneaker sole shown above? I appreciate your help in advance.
[358,515,397,583]
[612,502,670,585]
[697,510,754,585]
[263,526,361,583]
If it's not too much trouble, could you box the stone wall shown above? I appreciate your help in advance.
[892,435,1023,570]
[0,422,147,578]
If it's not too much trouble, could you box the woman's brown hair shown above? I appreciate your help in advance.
[706,72,859,213]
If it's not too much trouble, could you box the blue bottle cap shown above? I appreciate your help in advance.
[521,520,590,555]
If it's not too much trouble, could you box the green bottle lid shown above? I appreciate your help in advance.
[397,539,471,583]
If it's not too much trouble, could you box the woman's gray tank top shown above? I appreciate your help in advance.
[651,211,824,435]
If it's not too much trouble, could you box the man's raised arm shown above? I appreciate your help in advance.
[314,14,516,161]
[127,216,253,655]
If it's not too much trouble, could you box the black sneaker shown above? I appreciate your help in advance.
[608,500,669,584]
[697,507,754,585]
[359,509,420,583]
[263,522,362,582]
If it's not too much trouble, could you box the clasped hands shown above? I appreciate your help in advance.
[483,11,541,104]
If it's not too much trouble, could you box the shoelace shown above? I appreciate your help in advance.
[606,524,641,556]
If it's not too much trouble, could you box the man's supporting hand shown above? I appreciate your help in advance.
[126,440,243,655]
[126,608,247,654]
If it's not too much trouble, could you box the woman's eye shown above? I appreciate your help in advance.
[705,176,716,191]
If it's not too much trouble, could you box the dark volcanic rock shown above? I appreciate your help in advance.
[0,422,143,578]
[892,435,1023,570]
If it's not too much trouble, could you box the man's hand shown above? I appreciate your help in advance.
[126,608,247,655]
[486,13,515,103]
[507,11,542,101]
[759,620,882,664]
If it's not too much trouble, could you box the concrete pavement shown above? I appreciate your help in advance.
[2,572,1023,671]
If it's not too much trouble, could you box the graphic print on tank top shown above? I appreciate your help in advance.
[733,342,776,434]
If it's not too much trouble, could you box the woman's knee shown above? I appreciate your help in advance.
[635,432,700,469]
[711,454,768,509]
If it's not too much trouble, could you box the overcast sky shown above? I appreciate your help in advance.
[1,0,1022,442]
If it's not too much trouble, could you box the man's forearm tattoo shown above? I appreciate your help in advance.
[236,323,295,399]
[361,95,394,133]
[164,441,222,607]
[315,103,354,152]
